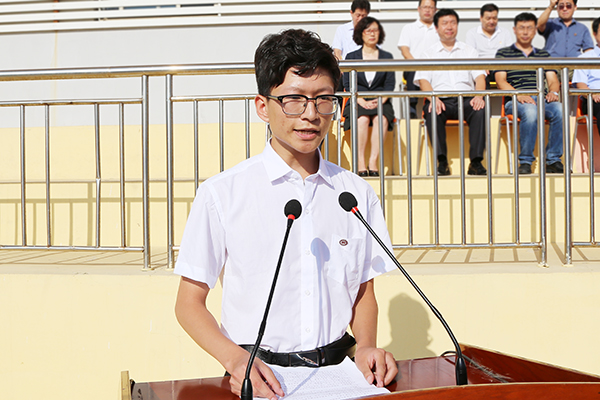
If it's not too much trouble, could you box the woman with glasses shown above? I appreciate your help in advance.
[343,16,396,177]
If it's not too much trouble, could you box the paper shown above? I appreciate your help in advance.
[256,357,390,400]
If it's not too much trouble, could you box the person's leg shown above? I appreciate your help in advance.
[507,99,538,167]
[544,100,564,166]
[356,115,370,174]
[368,115,389,173]
[463,97,486,161]
[404,71,418,118]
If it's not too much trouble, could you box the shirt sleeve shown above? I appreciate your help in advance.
[174,183,227,288]
[361,189,395,283]
[582,27,595,52]
[332,25,343,50]
[465,28,476,50]
[572,67,588,85]
[397,25,411,49]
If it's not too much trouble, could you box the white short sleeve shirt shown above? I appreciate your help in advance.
[414,41,485,91]
[465,25,514,59]
[573,46,600,90]
[397,19,440,59]
[332,21,360,59]
[174,142,395,353]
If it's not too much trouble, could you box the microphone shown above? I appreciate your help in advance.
[338,192,468,386]
[241,199,302,400]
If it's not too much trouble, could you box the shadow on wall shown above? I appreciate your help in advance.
[383,293,436,360]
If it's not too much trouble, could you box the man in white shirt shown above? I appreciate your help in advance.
[465,3,514,59]
[573,17,600,137]
[414,9,487,176]
[174,29,397,400]
[332,0,371,61]
[397,0,439,118]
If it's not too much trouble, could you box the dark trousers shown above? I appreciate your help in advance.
[423,97,486,161]
[403,71,419,118]
[581,97,600,136]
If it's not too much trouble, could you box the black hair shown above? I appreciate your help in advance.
[480,3,499,17]
[351,0,370,13]
[514,12,537,26]
[593,17,600,34]
[353,16,386,45]
[433,9,459,27]
[254,29,340,96]
[418,0,437,6]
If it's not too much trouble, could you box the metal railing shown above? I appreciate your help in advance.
[0,58,599,269]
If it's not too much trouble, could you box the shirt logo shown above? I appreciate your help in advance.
[339,239,348,246]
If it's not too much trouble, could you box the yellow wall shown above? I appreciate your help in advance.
[1,255,599,400]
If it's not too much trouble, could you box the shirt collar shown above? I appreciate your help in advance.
[511,43,539,56]
[477,25,500,39]
[261,140,334,188]
[416,19,435,30]
[432,40,464,53]
[559,17,579,26]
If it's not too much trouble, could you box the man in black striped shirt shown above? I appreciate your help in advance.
[494,12,564,175]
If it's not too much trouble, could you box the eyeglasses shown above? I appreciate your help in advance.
[558,3,573,10]
[267,94,341,116]
[364,29,379,35]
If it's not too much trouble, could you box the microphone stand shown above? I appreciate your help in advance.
[241,202,301,400]
[340,193,468,386]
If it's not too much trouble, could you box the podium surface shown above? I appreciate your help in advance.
[128,345,600,400]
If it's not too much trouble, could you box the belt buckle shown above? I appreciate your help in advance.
[291,351,320,367]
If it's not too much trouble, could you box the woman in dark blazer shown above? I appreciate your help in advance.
[343,16,395,177]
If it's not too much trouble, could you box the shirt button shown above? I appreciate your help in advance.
[305,328,311,333]
[305,290,311,296]
[305,249,310,255]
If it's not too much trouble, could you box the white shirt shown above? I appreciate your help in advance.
[465,25,514,59]
[414,41,485,91]
[174,142,395,353]
[573,46,600,89]
[332,21,360,59]
[397,19,440,59]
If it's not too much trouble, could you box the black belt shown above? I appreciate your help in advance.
[240,332,356,368]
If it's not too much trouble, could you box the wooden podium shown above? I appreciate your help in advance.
[124,344,600,400]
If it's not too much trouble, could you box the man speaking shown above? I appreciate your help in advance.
[174,29,397,399]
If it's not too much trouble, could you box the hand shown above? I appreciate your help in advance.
[470,96,485,111]
[549,0,558,8]
[354,346,398,388]
[517,95,536,105]
[592,94,600,103]
[545,91,559,103]
[358,98,379,110]
[427,98,446,115]
[227,352,284,400]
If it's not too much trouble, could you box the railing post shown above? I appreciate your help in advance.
[377,98,385,215]
[350,70,358,174]
[537,67,548,267]
[562,67,572,265]
[20,105,27,246]
[166,74,175,269]
[142,75,151,270]
[94,103,101,248]
[45,104,51,248]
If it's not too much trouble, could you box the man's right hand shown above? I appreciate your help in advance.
[427,98,446,115]
[549,0,558,9]
[227,351,285,400]
[517,95,537,104]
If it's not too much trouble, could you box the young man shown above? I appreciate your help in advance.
[414,9,487,176]
[573,17,600,137]
[465,3,514,59]
[495,12,564,175]
[332,0,371,61]
[174,29,397,400]
[397,0,439,118]
[537,0,593,58]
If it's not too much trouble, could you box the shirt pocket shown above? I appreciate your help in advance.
[325,234,365,292]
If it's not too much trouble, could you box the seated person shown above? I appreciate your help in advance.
[343,16,396,177]
[495,12,564,175]
[414,8,487,176]
[572,17,600,137]
[174,28,398,400]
